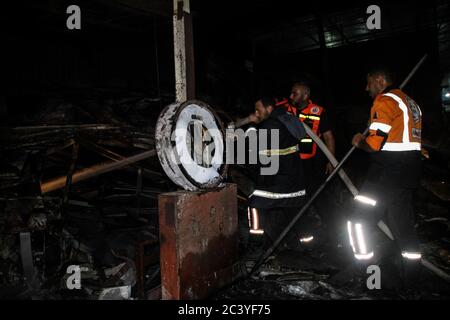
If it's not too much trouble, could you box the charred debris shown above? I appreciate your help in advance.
[1,89,450,300]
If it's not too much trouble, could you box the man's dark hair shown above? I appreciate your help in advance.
[367,65,395,84]
[258,96,276,108]
[292,80,311,96]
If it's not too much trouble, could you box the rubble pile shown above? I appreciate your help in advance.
[0,91,171,299]
[1,90,450,300]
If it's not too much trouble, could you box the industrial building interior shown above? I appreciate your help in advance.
[1,0,450,300]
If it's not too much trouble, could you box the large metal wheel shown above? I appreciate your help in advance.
[155,100,227,191]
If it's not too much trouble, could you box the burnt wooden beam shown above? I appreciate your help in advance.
[77,137,164,178]
[40,149,157,194]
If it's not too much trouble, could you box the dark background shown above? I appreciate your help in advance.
[1,0,449,156]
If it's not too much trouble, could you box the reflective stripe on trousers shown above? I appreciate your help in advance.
[250,189,306,199]
[248,207,264,235]
[354,194,377,206]
[347,221,374,260]
[402,251,421,260]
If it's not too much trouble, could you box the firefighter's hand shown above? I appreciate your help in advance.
[352,133,365,148]
[421,147,430,159]
[248,113,259,124]
[325,162,334,175]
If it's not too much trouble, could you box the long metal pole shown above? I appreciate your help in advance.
[400,54,428,89]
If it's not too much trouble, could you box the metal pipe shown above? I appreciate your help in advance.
[400,54,428,89]
[421,258,450,282]
[41,149,156,194]
[3,124,120,131]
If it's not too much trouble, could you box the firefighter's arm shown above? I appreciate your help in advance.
[322,130,336,174]
[352,133,375,152]
[247,113,260,124]
[363,98,395,152]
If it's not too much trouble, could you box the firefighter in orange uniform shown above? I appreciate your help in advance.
[278,82,335,191]
[277,81,336,244]
[284,82,335,168]
[350,66,422,287]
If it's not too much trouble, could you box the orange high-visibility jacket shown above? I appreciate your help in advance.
[277,99,324,159]
[366,89,422,152]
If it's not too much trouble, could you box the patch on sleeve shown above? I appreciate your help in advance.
[310,106,320,114]
[406,97,421,123]
[412,128,421,139]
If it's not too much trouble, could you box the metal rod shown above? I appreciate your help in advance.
[20,232,39,293]
[421,258,450,283]
[136,168,143,218]
[62,143,80,206]
[1,124,120,131]
[40,149,156,194]
[400,54,428,89]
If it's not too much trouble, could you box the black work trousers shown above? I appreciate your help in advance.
[302,156,326,195]
[258,206,313,249]
[302,155,335,234]
[352,181,420,255]
[350,151,423,286]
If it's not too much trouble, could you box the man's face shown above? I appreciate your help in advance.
[290,85,308,105]
[366,74,386,99]
[254,100,272,122]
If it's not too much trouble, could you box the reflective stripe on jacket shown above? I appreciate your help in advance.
[277,99,324,159]
[366,89,422,152]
